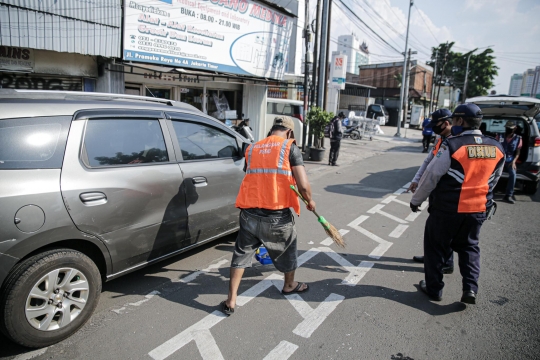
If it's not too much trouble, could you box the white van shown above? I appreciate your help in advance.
[266,98,304,146]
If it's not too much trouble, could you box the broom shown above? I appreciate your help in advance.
[290,185,345,248]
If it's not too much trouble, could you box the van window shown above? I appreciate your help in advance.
[84,119,169,167]
[267,102,303,117]
[481,118,527,139]
[172,121,239,160]
[0,116,71,169]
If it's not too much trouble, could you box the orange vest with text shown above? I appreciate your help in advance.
[235,135,301,215]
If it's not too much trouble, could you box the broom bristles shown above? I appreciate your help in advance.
[324,222,345,248]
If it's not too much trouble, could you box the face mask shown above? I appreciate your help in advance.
[432,122,445,135]
[505,128,514,136]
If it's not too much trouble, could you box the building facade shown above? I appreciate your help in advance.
[508,73,523,96]
[337,34,370,75]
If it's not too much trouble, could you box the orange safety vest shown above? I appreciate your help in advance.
[432,136,443,156]
[235,135,301,215]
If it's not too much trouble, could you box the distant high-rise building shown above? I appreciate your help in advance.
[508,74,523,96]
[337,34,370,75]
[521,68,537,97]
[531,66,540,99]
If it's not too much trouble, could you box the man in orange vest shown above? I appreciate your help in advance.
[410,103,504,304]
[221,116,315,316]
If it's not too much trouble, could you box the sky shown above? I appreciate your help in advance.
[312,0,540,95]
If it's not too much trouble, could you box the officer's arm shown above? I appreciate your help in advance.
[292,165,315,211]
[411,146,451,206]
[411,150,435,184]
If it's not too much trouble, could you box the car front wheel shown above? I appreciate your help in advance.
[523,180,539,195]
[0,249,101,348]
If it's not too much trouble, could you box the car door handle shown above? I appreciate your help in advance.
[79,192,107,206]
[192,177,208,187]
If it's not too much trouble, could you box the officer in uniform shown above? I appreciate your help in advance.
[410,103,505,304]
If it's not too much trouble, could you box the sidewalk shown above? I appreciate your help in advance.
[302,125,424,180]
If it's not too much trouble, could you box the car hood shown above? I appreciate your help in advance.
[467,96,540,118]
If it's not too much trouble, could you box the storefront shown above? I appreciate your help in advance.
[0,47,98,91]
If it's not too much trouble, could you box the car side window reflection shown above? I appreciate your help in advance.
[172,121,239,161]
[84,119,169,167]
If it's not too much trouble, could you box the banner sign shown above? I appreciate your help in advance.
[0,46,34,73]
[123,0,293,79]
[329,53,347,90]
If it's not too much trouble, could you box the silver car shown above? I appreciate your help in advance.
[0,90,248,347]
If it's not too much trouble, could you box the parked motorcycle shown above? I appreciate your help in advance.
[343,125,361,140]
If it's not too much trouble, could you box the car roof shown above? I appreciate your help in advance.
[0,90,201,119]
[467,95,540,118]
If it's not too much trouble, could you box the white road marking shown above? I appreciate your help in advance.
[271,279,313,318]
[402,182,411,189]
[177,259,229,283]
[348,215,392,259]
[319,247,374,286]
[320,229,350,246]
[297,247,321,267]
[263,341,299,360]
[389,224,409,238]
[367,204,408,224]
[292,293,345,338]
[112,291,161,314]
[381,195,410,207]
[393,188,406,195]
[405,211,422,222]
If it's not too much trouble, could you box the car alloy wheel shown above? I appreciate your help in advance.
[25,268,89,331]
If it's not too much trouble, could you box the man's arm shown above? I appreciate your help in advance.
[411,145,452,206]
[511,136,522,170]
[408,150,435,192]
[292,165,315,211]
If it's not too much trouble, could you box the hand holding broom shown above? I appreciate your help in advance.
[290,185,345,248]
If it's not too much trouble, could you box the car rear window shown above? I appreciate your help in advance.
[0,116,71,169]
[480,118,527,139]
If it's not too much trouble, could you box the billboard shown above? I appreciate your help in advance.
[329,53,347,90]
[123,0,293,79]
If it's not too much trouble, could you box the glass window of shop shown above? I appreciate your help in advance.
[180,89,242,125]
[146,88,172,99]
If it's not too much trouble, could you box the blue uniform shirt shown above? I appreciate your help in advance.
[422,118,433,136]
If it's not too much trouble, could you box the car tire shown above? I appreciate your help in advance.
[523,181,539,195]
[0,249,101,348]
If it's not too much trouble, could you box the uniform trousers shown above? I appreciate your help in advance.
[329,139,341,165]
[424,209,485,298]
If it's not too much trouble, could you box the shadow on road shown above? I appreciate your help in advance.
[386,145,424,153]
[324,167,418,199]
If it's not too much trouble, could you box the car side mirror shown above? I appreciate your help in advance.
[241,142,250,157]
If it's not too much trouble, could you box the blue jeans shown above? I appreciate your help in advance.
[505,162,516,197]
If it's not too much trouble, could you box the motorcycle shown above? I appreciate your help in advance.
[232,114,255,142]
[343,125,361,140]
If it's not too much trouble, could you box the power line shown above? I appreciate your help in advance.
[413,4,440,45]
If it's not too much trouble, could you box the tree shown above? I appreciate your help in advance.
[427,42,498,100]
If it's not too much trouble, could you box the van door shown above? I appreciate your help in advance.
[166,113,244,246]
[60,111,187,273]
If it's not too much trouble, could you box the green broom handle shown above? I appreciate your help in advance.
[290,185,321,218]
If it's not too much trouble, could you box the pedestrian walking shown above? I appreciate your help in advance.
[421,117,433,153]
[407,109,454,273]
[329,112,344,166]
[221,116,315,316]
[500,121,522,204]
[410,103,504,304]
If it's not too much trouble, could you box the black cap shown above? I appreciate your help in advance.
[425,109,452,128]
[451,103,483,119]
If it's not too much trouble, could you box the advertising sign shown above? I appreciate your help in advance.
[0,46,34,73]
[123,0,293,79]
[329,53,347,90]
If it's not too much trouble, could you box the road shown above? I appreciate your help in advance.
[2,137,539,360]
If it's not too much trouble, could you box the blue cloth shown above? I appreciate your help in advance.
[505,162,516,197]
[342,117,349,126]
[502,135,521,163]
[422,119,433,136]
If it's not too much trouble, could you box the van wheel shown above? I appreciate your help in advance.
[0,249,101,348]
[523,181,539,195]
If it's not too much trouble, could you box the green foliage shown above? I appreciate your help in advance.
[427,42,498,99]
[394,73,402,87]
[307,107,333,148]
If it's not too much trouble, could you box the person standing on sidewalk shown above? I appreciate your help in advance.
[410,103,505,304]
[407,109,454,272]
[221,116,315,316]
[500,121,522,204]
[329,112,344,166]
[421,116,434,153]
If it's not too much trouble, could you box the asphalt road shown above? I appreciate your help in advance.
[2,138,539,360]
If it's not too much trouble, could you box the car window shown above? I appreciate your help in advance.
[371,105,381,112]
[0,116,71,169]
[84,119,168,167]
[172,121,239,161]
[481,118,527,139]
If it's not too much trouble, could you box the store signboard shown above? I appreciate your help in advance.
[329,53,347,90]
[0,46,34,73]
[123,0,293,80]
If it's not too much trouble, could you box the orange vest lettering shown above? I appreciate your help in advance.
[235,135,301,215]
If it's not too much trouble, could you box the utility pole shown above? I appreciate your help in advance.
[435,43,449,111]
[395,0,413,137]
[316,0,329,108]
[403,48,417,133]
[301,0,311,152]
[322,0,332,110]
[310,0,321,107]
[429,49,438,113]
[462,52,473,103]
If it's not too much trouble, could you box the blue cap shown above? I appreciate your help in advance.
[451,103,483,119]
[425,109,452,128]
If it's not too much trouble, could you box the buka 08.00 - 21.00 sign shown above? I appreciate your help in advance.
[123,0,292,79]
